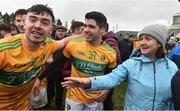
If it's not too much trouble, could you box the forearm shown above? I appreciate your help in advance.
[56,34,83,49]
[86,65,127,91]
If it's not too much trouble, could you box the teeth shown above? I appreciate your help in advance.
[140,46,148,49]
[32,31,41,35]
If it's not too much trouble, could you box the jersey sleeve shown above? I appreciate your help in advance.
[47,38,58,54]
[0,51,5,69]
[107,52,117,69]
[63,41,72,59]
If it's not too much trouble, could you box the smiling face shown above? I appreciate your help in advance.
[83,19,104,44]
[56,28,67,39]
[139,34,161,60]
[24,12,53,45]
[15,14,27,33]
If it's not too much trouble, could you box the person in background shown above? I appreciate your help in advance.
[55,25,68,40]
[70,21,85,35]
[174,32,180,44]
[166,36,176,53]
[102,23,121,110]
[176,37,180,44]
[118,32,134,62]
[14,9,27,33]
[133,36,140,49]
[168,44,180,69]
[10,24,19,35]
[46,25,68,110]
[0,23,12,38]
[171,69,180,110]
[61,24,178,110]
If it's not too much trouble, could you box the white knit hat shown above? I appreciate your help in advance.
[138,24,169,48]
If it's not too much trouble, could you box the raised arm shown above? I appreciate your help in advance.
[56,34,83,50]
[61,60,130,91]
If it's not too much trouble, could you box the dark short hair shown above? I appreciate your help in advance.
[10,24,20,34]
[15,9,27,16]
[104,22,109,32]
[27,4,55,23]
[56,25,67,31]
[0,23,11,32]
[85,11,107,28]
[70,21,85,33]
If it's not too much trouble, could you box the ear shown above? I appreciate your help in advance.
[49,25,54,35]
[100,27,106,35]
[158,43,161,48]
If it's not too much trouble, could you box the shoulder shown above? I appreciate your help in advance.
[0,34,22,42]
[66,38,85,47]
[173,45,180,51]
[69,38,85,43]
[102,42,116,53]
[121,58,138,68]
[0,34,22,52]
[166,58,178,68]
[42,37,56,45]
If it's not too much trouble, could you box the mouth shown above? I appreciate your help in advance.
[31,31,42,38]
[140,45,149,50]
[84,32,92,38]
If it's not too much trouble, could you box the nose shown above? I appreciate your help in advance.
[34,21,41,29]
[139,38,147,45]
[83,26,89,33]
[20,20,25,26]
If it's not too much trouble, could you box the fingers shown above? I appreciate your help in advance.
[61,80,75,89]
[96,94,105,102]
[32,79,41,96]
[95,90,109,102]
[61,77,84,89]
[62,77,91,89]
[33,85,40,96]
[63,77,77,81]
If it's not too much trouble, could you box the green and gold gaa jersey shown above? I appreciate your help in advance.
[0,34,58,109]
[63,38,117,103]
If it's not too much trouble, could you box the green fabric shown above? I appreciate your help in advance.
[0,65,43,87]
[0,39,21,52]
[72,56,106,76]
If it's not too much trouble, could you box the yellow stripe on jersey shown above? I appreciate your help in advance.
[0,39,21,52]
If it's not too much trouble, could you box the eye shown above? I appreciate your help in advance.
[139,37,143,41]
[89,25,96,29]
[42,19,50,26]
[29,18,36,23]
[139,35,144,41]
[146,37,152,41]
[145,36,153,41]
[42,21,49,26]
[16,20,21,22]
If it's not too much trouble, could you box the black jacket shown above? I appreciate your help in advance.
[171,70,180,110]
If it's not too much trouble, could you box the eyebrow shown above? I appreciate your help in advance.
[86,24,96,28]
[29,15,51,23]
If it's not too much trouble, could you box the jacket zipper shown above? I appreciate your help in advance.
[152,62,156,110]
